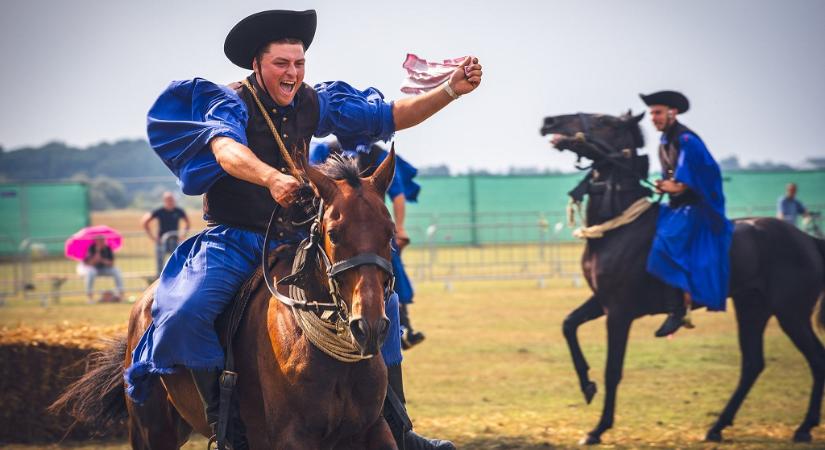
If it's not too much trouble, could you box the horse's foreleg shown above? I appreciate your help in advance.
[363,417,398,450]
[705,297,771,443]
[776,311,825,442]
[582,313,632,445]
[562,296,604,404]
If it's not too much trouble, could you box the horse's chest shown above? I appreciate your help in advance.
[281,367,386,442]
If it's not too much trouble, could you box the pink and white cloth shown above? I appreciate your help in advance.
[400,53,469,95]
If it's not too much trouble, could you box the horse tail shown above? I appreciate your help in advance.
[815,237,825,331]
[48,335,128,429]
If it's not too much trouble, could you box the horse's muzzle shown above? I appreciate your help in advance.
[349,316,390,356]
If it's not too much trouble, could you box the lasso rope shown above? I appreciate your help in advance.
[286,245,371,363]
[572,198,653,239]
[243,79,369,362]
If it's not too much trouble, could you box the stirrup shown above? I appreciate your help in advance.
[207,435,233,450]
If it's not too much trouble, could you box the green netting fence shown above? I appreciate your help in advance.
[0,182,90,255]
[402,170,825,245]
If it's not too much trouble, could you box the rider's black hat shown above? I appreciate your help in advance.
[639,90,690,114]
[224,10,317,70]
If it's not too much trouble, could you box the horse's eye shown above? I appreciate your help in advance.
[327,230,340,245]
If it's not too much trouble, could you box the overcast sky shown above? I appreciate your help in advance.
[1,0,823,172]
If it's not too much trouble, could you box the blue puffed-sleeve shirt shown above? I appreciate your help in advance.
[147,78,395,195]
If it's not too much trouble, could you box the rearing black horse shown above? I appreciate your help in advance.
[540,111,825,445]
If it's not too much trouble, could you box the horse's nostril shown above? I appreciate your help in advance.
[377,318,389,335]
[350,318,368,341]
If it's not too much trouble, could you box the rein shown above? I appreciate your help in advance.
[261,199,396,362]
[573,113,657,190]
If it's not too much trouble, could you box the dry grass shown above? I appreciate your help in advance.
[1,278,823,448]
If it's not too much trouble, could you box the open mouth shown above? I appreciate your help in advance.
[279,80,296,96]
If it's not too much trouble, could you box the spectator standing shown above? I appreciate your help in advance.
[777,183,808,226]
[82,235,124,303]
[142,192,190,275]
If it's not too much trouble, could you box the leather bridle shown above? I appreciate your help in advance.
[261,199,395,324]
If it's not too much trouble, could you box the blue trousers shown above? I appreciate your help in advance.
[126,225,402,404]
[391,246,414,305]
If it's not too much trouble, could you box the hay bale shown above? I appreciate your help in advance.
[0,325,128,443]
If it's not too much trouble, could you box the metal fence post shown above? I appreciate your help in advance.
[468,174,478,246]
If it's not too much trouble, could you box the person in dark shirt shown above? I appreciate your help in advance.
[141,191,190,275]
[82,235,124,303]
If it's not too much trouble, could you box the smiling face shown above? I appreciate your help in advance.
[253,40,306,106]
[648,104,677,132]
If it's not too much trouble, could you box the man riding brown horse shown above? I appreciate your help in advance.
[122,9,481,449]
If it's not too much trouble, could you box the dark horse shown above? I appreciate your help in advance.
[52,153,401,449]
[540,111,825,445]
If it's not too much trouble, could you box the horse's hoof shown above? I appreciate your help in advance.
[583,381,597,404]
[704,430,723,442]
[579,433,601,445]
[793,430,812,443]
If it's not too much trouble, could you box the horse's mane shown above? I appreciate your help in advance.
[628,122,645,149]
[316,153,363,188]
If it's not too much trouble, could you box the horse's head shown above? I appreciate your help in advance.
[541,111,651,224]
[303,149,397,357]
[540,111,645,163]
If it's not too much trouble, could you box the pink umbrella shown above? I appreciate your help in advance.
[65,225,123,261]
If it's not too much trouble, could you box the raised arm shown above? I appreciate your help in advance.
[393,57,482,131]
[210,136,301,206]
[391,194,409,249]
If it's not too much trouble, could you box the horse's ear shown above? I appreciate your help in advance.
[369,143,396,195]
[631,111,645,123]
[304,157,337,201]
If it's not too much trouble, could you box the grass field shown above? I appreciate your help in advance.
[2,277,824,449]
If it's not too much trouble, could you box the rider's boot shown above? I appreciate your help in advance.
[384,364,455,450]
[190,370,249,450]
[655,290,688,337]
[400,305,426,350]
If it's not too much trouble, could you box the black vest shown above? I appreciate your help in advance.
[204,75,319,233]
[659,121,700,206]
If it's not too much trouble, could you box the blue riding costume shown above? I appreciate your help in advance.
[641,90,734,336]
[124,9,455,450]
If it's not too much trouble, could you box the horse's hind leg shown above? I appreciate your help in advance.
[706,295,771,442]
[126,381,191,449]
[775,310,825,442]
[562,296,605,404]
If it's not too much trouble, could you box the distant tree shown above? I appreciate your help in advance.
[718,156,741,171]
[745,160,795,171]
[418,164,451,176]
[507,166,542,175]
[805,157,825,169]
[87,176,130,210]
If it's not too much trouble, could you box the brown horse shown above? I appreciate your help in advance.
[541,111,825,445]
[52,152,401,449]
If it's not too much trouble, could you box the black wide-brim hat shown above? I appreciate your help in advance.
[639,90,690,113]
[224,10,317,70]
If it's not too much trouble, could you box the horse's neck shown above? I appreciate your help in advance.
[585,176,648,226]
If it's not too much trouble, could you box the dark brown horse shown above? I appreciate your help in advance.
[52,152,401,449]
[540,111,825,445]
